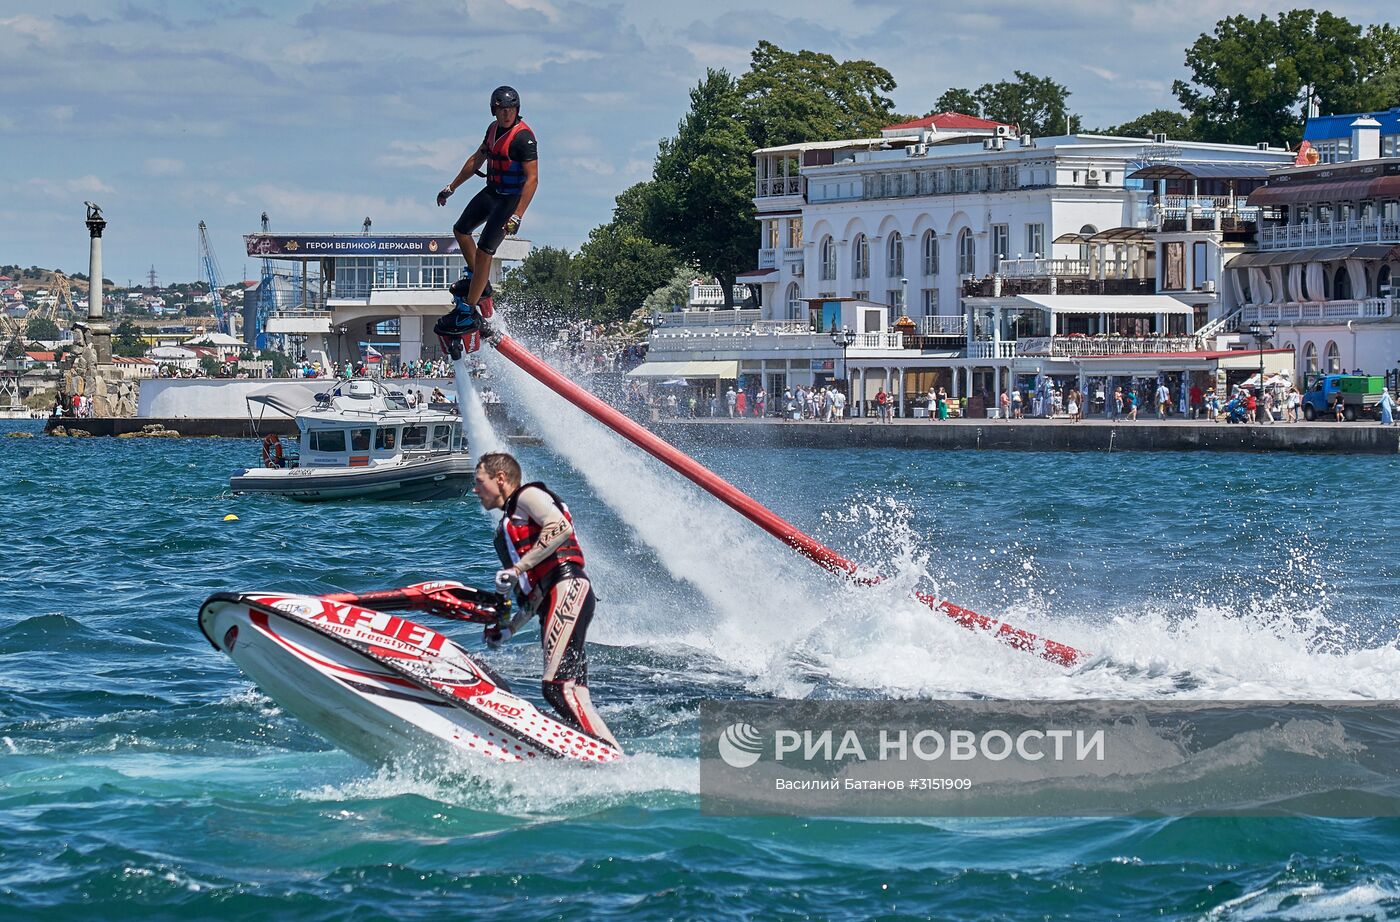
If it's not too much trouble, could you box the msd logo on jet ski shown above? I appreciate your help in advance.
[199,583,621,767]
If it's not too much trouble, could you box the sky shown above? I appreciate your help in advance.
[1,0,1394,286]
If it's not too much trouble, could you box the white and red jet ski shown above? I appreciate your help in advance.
[198,581,621,766]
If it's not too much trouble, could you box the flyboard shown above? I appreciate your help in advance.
[480,329,1089,668]
[198,581,621,766]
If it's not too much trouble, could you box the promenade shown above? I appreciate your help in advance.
[650,415,1400,454]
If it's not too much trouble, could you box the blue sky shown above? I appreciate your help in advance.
[1,0,1392,285]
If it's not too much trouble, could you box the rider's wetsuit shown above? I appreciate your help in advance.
[493,482,618,749]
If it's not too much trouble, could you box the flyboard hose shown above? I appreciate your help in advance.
[486,333,1086,668]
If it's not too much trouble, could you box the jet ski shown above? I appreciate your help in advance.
[198,581,622,766]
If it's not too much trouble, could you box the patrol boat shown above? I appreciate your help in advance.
[230,378,473,501]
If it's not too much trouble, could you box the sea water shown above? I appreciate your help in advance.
[4,416,1400,920]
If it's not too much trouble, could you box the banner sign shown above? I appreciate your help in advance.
[245,235,463,258]
[701,699,1400,817]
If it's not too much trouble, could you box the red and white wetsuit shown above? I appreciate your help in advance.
[494,482,618,749]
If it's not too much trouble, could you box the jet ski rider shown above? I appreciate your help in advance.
[473,451,619,749]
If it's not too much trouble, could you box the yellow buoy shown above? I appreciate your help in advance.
[223,514,239,522]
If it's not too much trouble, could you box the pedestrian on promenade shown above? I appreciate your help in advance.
[833,389,847,419]
[736,389,747,417]
[875,387,890,423]
[1334,395,1346,421]
[1011,388,1023,419]
[1262,390,1276,424]
[1206,389,1220,421]
[1245,390,1258,423]
[1155,381,1170,420]
[1066,389,1080,421]
[1189,383,1203,419]
[1128,390,1139,421]
[999,390,1010,419]
[725,386,736,418]
[1287,386,1301,423]
[755,390,766,418]
[1111,386,1122,420]
[936,388,948,420]
[1380,389,1395,426]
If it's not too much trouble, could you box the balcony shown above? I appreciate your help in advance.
[996,257,1090,278]
[1033,334,1201,357]
[920,315,967,336]
[1257,219,1400,251]
[758,248,777,270]
[1241,298,1396,323]
[782,247,805,263]
[687,284,754,308]
[653,308,761,328]
[963,277,1156,298]
[756,177,803,198]
[967,341,1018,359]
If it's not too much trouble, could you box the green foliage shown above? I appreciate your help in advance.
[649,70,757,308]
[1105,109,1195,140]
[930,88,980,117]
[112,320,147,358]
[24,316,60,342]
[643,264,700,315]
[737,40,899,149]
[259,349,294,377]
[1174,11,1392,145]
[498,246,584,316]
[927,73,1079,135]
[198,355,221,377]
[3,336,22,359]
[612,181,662,234]
[574,222,677,323]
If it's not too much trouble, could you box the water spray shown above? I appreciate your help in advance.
[485,333,1087,667]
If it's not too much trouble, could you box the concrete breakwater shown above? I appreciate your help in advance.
[650,417,1400,455]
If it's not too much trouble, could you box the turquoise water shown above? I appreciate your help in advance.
[5,416,1400,920]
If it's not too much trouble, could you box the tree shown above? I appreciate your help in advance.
[1174,11,1386,145]
[112,320,147,357]
[3,336,22,359]
[737,41,900,149]
[612,181,662,234]
[643,264,700,315]
[574,222,677,323]
[976,71,1079,135]
[930,88,980,117]
[1105,109,1195,140]
[650,69,757,309]
[24,316,60,342]
[497,245,584,317]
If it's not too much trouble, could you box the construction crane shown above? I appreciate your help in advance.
[197,220,232,337]
[254,212,275,350]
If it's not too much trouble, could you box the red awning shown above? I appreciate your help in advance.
[1249,178,1388,206]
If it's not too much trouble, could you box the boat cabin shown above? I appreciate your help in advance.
[294,380,467,469]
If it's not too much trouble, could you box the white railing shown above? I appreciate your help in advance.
[758,249,777,269]
[1049,335,1199,357]
[648,330,839,353]
[1241,298,1396,323]
[1161,195,1236,210]
[921,315,967,336]
[996,257,1090,278]
[756,177,803,197]
[653,308,761,328]
[851,332,907,349]
[781,247,805,263]
[967,341,1018,359]
[1194,308,1242,343]
[688,284,752,307]
[1258,220,1400,250]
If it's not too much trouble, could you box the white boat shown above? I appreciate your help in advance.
[230,378,473,501]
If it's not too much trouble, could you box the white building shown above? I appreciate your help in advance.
[637,115,1294,414]
[247,232,528,364]
[1227,109,1400,383]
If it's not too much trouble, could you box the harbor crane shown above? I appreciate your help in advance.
[197,220,233,337]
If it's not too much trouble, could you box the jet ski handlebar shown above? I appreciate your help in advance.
[322,580,511,626]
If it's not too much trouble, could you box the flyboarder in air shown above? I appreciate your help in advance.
[434,85,538,359]
[472,451,619,749]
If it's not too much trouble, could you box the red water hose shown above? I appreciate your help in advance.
[490,334,1086,667]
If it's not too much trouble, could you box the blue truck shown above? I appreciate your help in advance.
[1301,374,1384,421]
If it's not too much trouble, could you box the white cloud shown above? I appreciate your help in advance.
[144,158,185,176]
[378,139,468,173]
[25,175,115,198]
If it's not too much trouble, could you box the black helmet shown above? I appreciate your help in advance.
[490,85,520,113]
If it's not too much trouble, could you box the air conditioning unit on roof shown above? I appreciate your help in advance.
[995,125,1014,138]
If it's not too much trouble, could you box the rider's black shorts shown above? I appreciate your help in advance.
[453,187,519,255]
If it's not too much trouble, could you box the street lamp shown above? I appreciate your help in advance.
[1247,319,1277,421]
[831,324,856,415]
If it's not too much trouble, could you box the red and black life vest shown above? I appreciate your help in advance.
[493,482,585,594]
[485,118,531,195]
